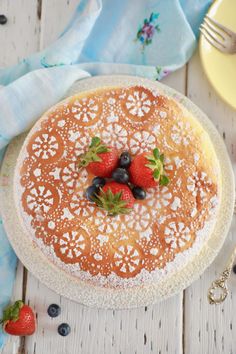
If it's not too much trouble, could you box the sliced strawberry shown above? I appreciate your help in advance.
[129,148,169,189]
[78,137,119,178]
[0,300,36,336]
[94,181,135,216]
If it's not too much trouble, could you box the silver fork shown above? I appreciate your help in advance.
[200,15,236,54]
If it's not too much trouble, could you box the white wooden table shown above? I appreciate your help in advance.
[1,1,236,353]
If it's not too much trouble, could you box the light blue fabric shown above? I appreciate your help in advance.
[180,0,212,37]
[0,0,211,347]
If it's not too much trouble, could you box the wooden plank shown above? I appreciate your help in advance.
[39,0,78,49]
[0,1,40,353]
[0,0,40,67]
[184,50,236,354]
[24,286,183,354]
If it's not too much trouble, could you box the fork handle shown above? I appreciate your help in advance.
[208,246,236,305]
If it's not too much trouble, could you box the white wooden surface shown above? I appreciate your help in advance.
[0,1,236,353]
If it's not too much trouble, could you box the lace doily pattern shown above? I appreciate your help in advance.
[17,86,220,286]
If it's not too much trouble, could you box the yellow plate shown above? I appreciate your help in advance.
[199,0,236,109]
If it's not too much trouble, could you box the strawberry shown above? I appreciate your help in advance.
[129,148,169,189]
[78,137,119,178]
[94,181,135,216]
[0,300,36,336]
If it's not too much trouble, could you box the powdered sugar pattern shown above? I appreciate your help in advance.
[16,85,220,288]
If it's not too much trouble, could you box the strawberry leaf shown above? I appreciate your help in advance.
[146,163,156,169]
[160,154,164,163]
[114,192,122,203]
[144,147,171,185]
[78,137,110,168]
[160,175,170,186]
[107,189,113,202]
[93,189,132,216]
[153,148,160,159]
[90,137,100,148]
[146,157,157,164]
[153,169,161,180]
[0,300,23,325]
[91,155,101,162]
[96,145,109,154]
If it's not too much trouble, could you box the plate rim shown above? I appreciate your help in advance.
[0,75,234,309]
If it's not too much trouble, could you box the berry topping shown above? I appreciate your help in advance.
[233,264,236,274]
[0,300,36,336]
[94,181,135,216]
[0,15,7,25]
[85,185,99,202]
[58,323,71,337]
[132,186,146,200]
[92,176,106,188]
[119,151,132,168]
[78,137,119,177]
[47,304,61,318]
[112,168,129,184]
[129,148,169,189]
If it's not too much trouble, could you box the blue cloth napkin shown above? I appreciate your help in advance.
[0,0,211,347]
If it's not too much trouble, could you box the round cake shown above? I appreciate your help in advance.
[14,85,221,289]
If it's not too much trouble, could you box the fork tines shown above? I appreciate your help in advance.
[200,15,236,54]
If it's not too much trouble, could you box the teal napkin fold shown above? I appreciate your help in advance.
[0,0,211,347]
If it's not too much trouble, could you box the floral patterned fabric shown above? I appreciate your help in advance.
[0,0,212,87]
[0,0,211,348]
[135,13,161,52]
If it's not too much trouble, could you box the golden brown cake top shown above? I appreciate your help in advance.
[15,85,220,288]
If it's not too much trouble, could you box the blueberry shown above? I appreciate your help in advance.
[58,323,71,337]
[233,264,236,274]
[47,304,61,318]
[119,151,131,168]
[92,176,106,188]
[0,15,7,25]
[85,185,99,201]
[112,168,129,184]
[132,186,146,200]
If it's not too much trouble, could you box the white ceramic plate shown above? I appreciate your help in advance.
[0,75,234,309]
